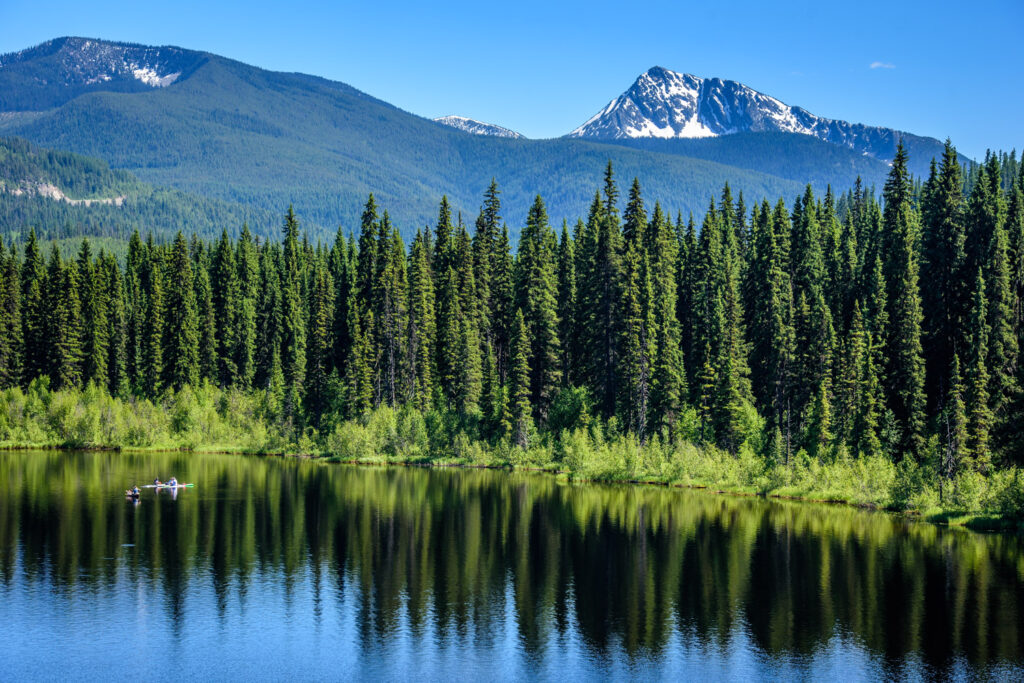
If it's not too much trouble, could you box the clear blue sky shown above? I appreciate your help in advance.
[1,0,1020,161]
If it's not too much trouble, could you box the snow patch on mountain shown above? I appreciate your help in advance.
[132,67,180,87]
[435,115,524,139]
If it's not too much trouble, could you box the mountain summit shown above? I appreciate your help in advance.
[0,37,207,111]
[568,66,916,162]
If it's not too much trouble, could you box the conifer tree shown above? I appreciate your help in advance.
[620,236,654,439]
[580,181,623,417]
[357,195,380,308]
[344,303,373,416]
[280,206,307,421]
[557,223,579,384]
[195,262,218,382]
[515,195,562,423]
[648,203,687,436]
[77,240,109,387]
[922,141,968,400]
[480,342,505,439]
[124,231,145,389]
[436,266,461,405]
[940,354,969,490]
[880,143,927,459]
[305,261,334,426]
[211,229,240,386]
[102,253,128,396]
[141,242,164,395]
[408,230,436,410]
[433,195,454,276]
[235,225,259,389]
[21,230,47,383]
[507,309,533,448]
[985,204,1018,417]
[474,180,502,344]
[966,270,993,472]
[46,248,82,390]
[490,225,515,381]
[163,232,200,391]
[0,239,22,388]
[372,216,410,406]
[455,313,482,416]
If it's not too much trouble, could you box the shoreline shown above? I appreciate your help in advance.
[4,441,1020,534]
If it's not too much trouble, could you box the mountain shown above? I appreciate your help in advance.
[0,39,944,242]
[568,66,949,172]
[434,115,524,139]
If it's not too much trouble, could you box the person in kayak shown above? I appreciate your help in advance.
[131,485,140,495]
[168,477,178,487]
[153,478,162,486]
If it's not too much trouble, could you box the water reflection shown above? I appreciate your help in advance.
[0,451,1021,679]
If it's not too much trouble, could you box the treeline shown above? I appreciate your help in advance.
[1,142,1023,485]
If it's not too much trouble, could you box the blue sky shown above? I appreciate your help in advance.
[1,0,1020,161]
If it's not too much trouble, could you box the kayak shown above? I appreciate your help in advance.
[142,483,195,489]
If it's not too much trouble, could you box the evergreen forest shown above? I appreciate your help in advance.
[2,142,1023,520]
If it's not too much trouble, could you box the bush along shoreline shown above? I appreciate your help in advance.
[2,380,1021,530]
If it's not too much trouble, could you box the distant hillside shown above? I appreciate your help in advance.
[0,136,275,245]
[0,37,918,241]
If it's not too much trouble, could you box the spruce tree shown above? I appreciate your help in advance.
[46,248,82,390]
[372,216,410,406]
[507,309,533,448]
[211,229,240,386]
[580,184,623,417]
[648,202,687,436]
[921,141,968,401]
[880,143,927,459]
[141,242,164,396]
[235,225,259,389]
[556,223,579,385]
[163,232,200,391]
[195,262,218,382]
[0,239,21,388]
[21,230,47,383]
[124,231,145,389]
[77,240,110,387]
[455,313,482,416]
[966,270,993,472]
[305,261,334,426]
[102,253,128,396]
[940,354,969,491]
[280,206,307,422]
[514,195,562,423]
[408,230,436,410]
[435,266,461,405]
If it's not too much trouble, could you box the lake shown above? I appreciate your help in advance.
[1,450,1022,680]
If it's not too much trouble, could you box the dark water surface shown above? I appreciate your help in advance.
[1,451,1023,681]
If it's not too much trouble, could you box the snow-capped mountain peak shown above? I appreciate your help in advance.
[568,66,910,162]
[435,115,524,139]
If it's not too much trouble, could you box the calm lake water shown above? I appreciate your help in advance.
[1,451,1022,681]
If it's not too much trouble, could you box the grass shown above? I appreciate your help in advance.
[2,378,1022,528]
